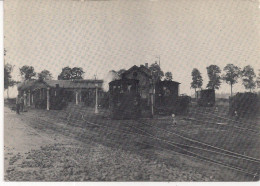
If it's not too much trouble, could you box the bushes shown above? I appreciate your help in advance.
[229,92,259,117]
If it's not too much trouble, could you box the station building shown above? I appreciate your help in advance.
[17,79,103,110]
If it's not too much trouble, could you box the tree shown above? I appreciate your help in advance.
[164,72,173,81]
[149,62,164,82]
[4,63,17,98]
[222,64,241,97]
[206,65,221,90]
[256,69,260,89]
[71,67,85,79]
[20,65,36,80]
[191,68,203,96]
[4,63,12,90]
[58,67,72,80]
[58,66,85,80]
[241,65,256,92]
[38,70,53,80]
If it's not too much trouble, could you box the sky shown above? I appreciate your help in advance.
[4,0,260,97]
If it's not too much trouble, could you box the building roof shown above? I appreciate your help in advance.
[44,80,103,89]
[122,65,152,78]
[18,79,103,91]
[109,78,139,86]
[158,80,181,85]
[122,65,180,84]
[17,80,37,90]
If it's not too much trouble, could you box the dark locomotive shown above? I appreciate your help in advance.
[109,79,141,119]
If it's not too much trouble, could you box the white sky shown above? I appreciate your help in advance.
[4,0,260,96]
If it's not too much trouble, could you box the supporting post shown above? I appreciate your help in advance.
[151,94,154,116]
[76,91,78,105]
[153,85,155,106]
[79,91,82,103]
[47,87,50,110]
[28,90,31,106]
[40,89,42,99]
[95,87,99,114]
[24,92,27,106]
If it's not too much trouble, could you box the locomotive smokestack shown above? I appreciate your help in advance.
[145,63,148,68]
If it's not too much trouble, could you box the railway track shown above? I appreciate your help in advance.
[186,110,260,134]
[189,107,259,127]
[21,109,260,180]
[78,111,260,178]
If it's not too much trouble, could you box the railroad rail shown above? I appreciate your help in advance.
[189,107,259,127]
[70,111,260,178]
[187,110,260,134]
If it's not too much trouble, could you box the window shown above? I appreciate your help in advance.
[127,85,132,92]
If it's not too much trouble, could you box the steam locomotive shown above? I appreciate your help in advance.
[109,79,141,119]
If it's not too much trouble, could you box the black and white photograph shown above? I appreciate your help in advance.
[3,0,260,182]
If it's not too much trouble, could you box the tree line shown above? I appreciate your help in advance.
[191,64,260,96]
[5,62,260,98]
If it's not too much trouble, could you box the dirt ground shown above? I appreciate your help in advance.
[4,105,258,181]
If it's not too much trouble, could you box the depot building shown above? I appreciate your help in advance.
[17,79,103,110]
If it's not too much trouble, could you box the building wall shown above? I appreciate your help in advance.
[124,70,150,99]
[124,70,151,107]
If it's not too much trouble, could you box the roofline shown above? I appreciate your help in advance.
[18,79,104,90]
[158,80,181,84]
[122,65,152,77]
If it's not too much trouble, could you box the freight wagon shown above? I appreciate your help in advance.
[196,89,215,107]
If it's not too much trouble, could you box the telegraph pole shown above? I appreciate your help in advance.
[155,55,160,67]
[94,74,99,114]
[158,55,160,67]
[150,71,155,117]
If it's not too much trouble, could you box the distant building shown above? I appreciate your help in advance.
[122,64,152,102]
[17,79,103,110]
